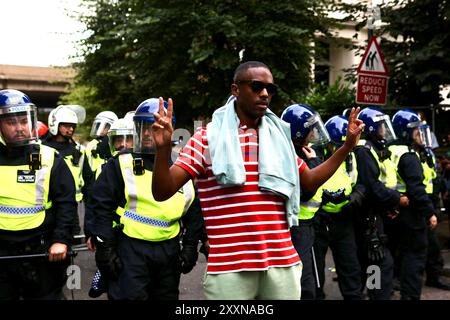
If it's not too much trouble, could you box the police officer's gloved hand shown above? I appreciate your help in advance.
[366,230,385,262]
[180,241,199,274]
[94,236,123,280]
[343,189,365,214]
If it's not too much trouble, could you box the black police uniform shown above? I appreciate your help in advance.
[0,144,77,300]
[391,146,435,299]
[91,151,204,300]
[354,141,398,300]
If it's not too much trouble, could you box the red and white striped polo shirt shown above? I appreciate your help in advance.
[175,125,307,274]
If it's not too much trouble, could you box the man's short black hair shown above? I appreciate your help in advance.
[233,61,270,82]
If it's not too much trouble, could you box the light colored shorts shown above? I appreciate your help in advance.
[203,263,302,300]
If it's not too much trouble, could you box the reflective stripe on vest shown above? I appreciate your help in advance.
[0,144,54,231]
[117,153,195,242]
[64,144,85,202]
[86,139,105,179]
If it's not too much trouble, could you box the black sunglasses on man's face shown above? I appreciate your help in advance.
[235,80,278,96]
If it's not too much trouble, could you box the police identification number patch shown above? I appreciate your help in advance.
[17,170,36,183]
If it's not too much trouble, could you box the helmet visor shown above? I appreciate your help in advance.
[90,120,111,138]
[417,124,433,148]
[0,105,38,146]
[375,115,396,143]
[133,120,154,154]
[305,114,331,145]
[109,134,134,155]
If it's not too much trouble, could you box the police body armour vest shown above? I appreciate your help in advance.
[116,153,195,242]
[0,144,54,231]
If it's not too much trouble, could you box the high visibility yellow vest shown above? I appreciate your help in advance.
[0,144,54,231]
[63,143,85,202]
[321,153,357,213]
[299,153,357,218]
[116,153,195,242]
[420,153,437,195]
[85,139,105,179]
[359,140,397,189]
[388,144,418,193]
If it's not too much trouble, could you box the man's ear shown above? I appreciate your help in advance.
[231,84,239,96]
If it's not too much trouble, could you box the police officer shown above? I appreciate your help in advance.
[0,89,77,300]
[389,110,438,299]
[354,107,408,300]
[420,144,450,290]
[91,98,203,300]
[281,104,330,300]
[85,111,118,179]
[42,105,95,240]
[312,115,364,300]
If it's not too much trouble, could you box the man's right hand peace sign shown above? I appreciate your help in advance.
[152,97,173,150]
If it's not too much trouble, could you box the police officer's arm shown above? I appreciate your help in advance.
[91,158,126,240]
[398,153,435,218]
[300,107,364,192]
[48,155,78,261]
[152,97,191,201]
[354,147,400,209]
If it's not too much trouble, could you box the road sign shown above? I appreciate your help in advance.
[357,36,388,76]
[356,36,389,105]
[356,74,388,105]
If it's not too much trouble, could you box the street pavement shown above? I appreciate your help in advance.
[64,217,450,300]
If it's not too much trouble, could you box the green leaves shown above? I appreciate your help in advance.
[66,0,336,129]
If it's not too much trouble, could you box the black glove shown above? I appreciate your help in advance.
[180,242,199,274]
[342,189,365,214]
[95,237,123,280]
[365,229,385,262]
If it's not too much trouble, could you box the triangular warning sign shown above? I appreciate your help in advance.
[357,36,388,75]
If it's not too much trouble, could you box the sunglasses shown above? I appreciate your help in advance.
[235,80,278,96]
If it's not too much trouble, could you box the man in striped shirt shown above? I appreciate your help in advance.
[151,61,364,299]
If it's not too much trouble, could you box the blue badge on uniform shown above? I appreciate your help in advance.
[17,170,36,183]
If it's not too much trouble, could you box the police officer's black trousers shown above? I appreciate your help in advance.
[314,211,362,300]
[0,240,69,300]
[107,234,182,300]
[397,224,428,300]
[291,221,316,300]
[425,227,444,282]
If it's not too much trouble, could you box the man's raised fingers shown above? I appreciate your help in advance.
[159,97,165,116]
[167,98,173,122]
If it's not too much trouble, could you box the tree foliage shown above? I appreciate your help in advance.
[69,0,338,128]
[340,0,450,107]
[380,0,450,106]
